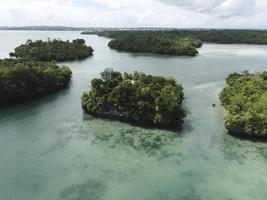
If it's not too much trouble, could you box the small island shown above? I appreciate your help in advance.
[9,39,94,62]
[82,69,186,127]
[220,71,267,138]
[0,59,72,105]
[107,33,202,56]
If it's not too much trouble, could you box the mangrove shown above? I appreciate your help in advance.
[9,39,94,62]
[107,33,202,56]
[220,71,267,137]
[82,70,186,128]
[0,59,72,105]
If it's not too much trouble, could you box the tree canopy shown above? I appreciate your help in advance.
[172,30,267,44]
[220,71,267,137]
[107,32,202,56]
[91,29,267,45]
[0,59,72,105]
[9,39,94,62]
[82,71,185,128]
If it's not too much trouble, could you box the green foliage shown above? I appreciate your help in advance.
[174,30,267,44]
[95,29,267,45]
[220,71,267,137]
[107,32,201,56]
[0,59,72,105]
[10,39,94,62]
[82,71,185,127]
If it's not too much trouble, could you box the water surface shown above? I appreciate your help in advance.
[0,31,266,200]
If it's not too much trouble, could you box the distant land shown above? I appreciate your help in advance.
[1,26,267,32]
[0,26,180,31]
[0,26,199,31]
[0,26,86,31]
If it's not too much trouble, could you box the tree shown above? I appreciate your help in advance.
[154,85,185,126]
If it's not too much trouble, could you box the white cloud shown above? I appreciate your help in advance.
[158,0,256,18]
[157,0,226,12]
[0,0,266,28]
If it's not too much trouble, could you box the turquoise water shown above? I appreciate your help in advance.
[0,31,266,200]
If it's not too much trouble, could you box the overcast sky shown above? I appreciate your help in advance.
[0,0,266,28]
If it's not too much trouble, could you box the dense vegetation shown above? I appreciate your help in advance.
[0,59,72,105]
[82,71,185,127]
[173,30,267,44]
[220,71,267,137]
[107,32,202,56]
[10,39,94,62]
[92,29,267,45]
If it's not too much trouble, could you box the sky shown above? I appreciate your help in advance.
[0,0,267,28]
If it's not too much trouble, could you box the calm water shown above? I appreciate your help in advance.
[0,31,267,200]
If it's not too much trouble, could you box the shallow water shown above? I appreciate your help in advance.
[0,31,266,200]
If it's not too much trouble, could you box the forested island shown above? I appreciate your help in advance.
[220,71,267,138]
[0,59,72,105]
[82,69,185,127]
[108,33,202,56]
[9,39,94,62]
[83,29,267,45]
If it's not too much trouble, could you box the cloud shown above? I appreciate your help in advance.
[158,0,256,18]
[158,0,226,12]
[0,0,266,28]
[0,0,197,27]
[212,0,255,18]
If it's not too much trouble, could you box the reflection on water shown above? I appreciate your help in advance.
[0,31,267,200]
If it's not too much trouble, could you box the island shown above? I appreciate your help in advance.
[220,71,267,138]
[82,69,186,128]
[0,59,72,105]
[9,39,94,62]
[107,33,202,56]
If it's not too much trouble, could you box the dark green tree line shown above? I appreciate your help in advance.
[92,29,267,45]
